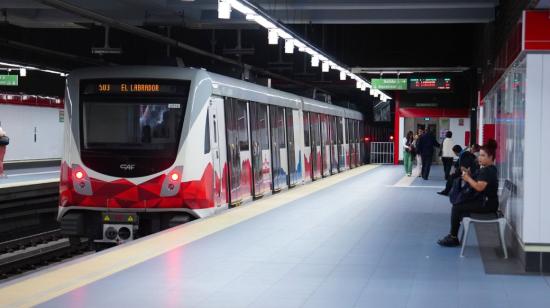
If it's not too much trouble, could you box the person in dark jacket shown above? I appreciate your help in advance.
[437,145,479,196]
[416,128,440,180]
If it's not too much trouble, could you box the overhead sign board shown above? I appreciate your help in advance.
[0,75,18,86]
[371,78,407,90]
[409,77,452,91]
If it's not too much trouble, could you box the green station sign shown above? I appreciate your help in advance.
[0,75,19,86]
[371,78,407,90]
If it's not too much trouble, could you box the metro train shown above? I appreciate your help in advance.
[58,66,365,245]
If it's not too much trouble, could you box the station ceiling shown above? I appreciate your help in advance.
[1,0,499,28]
[0,0,509,114]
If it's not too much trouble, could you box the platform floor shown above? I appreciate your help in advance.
[0,166,59,188]
[1,165,549,308]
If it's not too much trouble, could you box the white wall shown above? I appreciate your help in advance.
[524,53,550,244]
[0,104,64,161]
[449,118,470,147]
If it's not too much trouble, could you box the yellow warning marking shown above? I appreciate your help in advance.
[103,215,110,222]
[127,216,133,223]
[0,165,378,307]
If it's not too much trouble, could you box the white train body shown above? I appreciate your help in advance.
[59,66,364,243]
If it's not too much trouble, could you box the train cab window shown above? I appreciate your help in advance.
[303,112,310,147]
[79,79,189,177]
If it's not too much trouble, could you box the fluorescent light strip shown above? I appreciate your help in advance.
[220,0,391,101]
[0,61,67,77]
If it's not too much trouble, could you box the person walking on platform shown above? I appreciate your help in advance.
[416,128,440,180]
[0,126,8,178]
[437,145,478,196]
[437,140,499,247]
[403,131,414,176]
[413,128,424,177]
[441,131,455,181]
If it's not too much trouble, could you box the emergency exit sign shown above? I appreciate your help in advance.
[0,75,18,86]
[371,78,407,90]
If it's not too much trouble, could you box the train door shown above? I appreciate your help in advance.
[286,108,298,187]
[320,114,330,177]
[330,116,338,174]
[270,106,287,191]
[302,112,312,182]
[337,117,344,171]
[348,119,355,168]
[311,113,322,180]
[208,97,227,208]
[224,98,251,206]
[249,102,271,197]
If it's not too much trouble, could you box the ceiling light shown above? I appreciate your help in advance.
[229,0,254,15]
[321,61,329,72]
[361,83,367,91]
[218,0,231,19]
[268,29,278,45]
[252,15,276,29]
[311,55,319,67]
[356,80,362,89]
[370,88,375,95]
[284,39,294,54]
[339,71,346,80]
[19,68,26,77]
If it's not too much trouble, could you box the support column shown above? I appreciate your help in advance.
[393,92,400,165]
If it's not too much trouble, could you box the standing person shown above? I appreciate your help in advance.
[413,128,424,177]
[403,131,414,176]
[441,131,455,180]
[416,128,440,180]
[0,126,8,178]
[437,140,499,247]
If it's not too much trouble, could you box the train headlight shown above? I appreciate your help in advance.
[161,166,183,197]
[71,165,93,196]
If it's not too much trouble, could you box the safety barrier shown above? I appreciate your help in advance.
[370,142,394,164]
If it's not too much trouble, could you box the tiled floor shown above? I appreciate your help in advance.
[38,165,550,308]
[0,166,59,186]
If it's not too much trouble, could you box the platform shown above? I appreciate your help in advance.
[0,165,549,308]
[0,166,59,189]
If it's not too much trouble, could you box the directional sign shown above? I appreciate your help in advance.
[371,78,407,90]
[0,75,18,86]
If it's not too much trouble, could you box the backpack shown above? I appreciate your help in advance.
[449,177,481,205]
[0,135,9,146]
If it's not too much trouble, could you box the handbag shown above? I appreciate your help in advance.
[0,135,9,146]
[449,178,481,205]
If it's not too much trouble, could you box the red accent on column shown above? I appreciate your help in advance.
[482,124,496,145]
[394,92,400,165]
[465,131,471,147]
[524,11,550,51]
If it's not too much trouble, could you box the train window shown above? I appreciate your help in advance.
[337,117,343,145]
[278,107,286,149]
[258,104,269,150]
[204,111,210,154]
[303,112,310,147]
[236,100,249,151]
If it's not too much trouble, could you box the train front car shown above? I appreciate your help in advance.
[58,67,215,245]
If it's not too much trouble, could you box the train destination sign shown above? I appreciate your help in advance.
[371,78,407,90]
[409,78,452,91]
[81,79,190,96]
[0,75,19,86]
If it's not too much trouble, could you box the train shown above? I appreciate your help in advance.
[58,66,365,245]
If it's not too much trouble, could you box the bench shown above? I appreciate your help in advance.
[459,179,515,258]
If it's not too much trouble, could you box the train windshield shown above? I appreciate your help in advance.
[82,101,183,151]
[79,79,190,177]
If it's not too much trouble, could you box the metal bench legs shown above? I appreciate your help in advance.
[459,217,508,259]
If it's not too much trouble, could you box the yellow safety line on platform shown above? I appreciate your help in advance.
[393,174,416,187]
[0,165,378,308]
[0,178,59,190]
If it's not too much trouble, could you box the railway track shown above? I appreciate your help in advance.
[0,230,91,279]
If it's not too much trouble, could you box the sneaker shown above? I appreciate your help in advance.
[437,234,460,247]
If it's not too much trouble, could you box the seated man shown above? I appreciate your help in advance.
[437,145,478,196]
